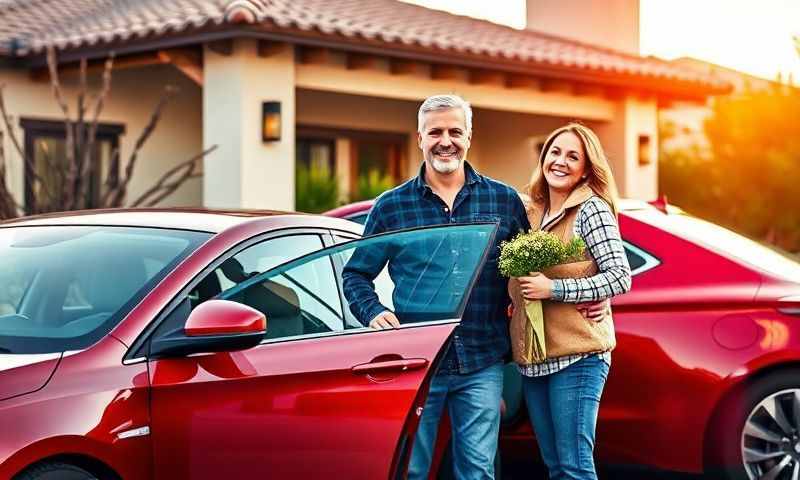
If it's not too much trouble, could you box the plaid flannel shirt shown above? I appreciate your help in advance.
[342,162,530,375]
[519,196,631,377]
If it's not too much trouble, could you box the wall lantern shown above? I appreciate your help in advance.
[262,101,281,142]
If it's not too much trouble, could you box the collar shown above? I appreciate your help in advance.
[536,182,595,231]
[413,160,482,193]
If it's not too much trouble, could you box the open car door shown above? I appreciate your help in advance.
[147,223,497,479]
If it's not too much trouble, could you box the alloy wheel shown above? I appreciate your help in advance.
[742,388,800,480]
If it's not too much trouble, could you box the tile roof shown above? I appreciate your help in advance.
[0,0,729,95]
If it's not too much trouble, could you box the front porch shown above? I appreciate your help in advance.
[201,39,659,211]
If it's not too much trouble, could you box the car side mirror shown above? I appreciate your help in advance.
[150,300,267,358]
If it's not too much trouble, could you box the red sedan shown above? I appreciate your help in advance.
[326,199,800,480]
[0,209,498,479]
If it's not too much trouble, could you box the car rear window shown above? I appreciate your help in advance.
[655,214,800,283]
[0,226,210,354]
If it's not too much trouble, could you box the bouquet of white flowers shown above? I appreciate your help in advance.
[499,231,585,363]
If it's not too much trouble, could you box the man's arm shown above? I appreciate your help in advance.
[342,204,395,327]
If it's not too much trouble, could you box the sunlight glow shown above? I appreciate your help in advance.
[400,0,800,82]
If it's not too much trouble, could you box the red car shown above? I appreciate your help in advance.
[326,199,800,480]
[0,209,499,479]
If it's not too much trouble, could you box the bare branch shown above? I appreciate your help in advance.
[0,84,53,210]
[129,145,216,207]
[77,53,114,209]
[0,130,24,219]
[104,84,177,207]
[46,46,77,210]
[100,145,120,207]
[74,57,88,207]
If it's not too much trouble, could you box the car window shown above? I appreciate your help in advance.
[225,250,344,340]
[187,234,324,308]
[345,213,369,225]
[334,235,395,320]
[0,226,210,354]
[623,241,660,276]
[221,224,497,339]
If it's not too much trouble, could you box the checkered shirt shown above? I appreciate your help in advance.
[342,162,530,375]
[519,196,631,377]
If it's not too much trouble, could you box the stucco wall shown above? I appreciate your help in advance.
[0,63,202,210]
[296,89,592,194]
[203,40,296,210]
[596,96,658,200]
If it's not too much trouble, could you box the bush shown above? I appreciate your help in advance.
[659,84,800,252]
[295,164,339,213]
[353,170,395,202]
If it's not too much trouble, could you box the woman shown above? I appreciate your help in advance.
[512,123,632,480]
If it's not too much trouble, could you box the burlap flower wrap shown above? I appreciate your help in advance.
[498,231,586,364]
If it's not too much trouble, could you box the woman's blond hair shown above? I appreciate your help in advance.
[526,123,620,216]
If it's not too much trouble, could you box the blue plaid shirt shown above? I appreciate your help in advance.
[342,162,530,374]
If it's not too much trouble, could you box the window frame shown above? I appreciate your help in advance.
[20,117,125,212]
[127,222,498,361]
[126,228,336,361]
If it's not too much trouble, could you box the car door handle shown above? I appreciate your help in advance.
[351,358,429,374]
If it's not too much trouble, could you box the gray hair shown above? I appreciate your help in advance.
[417,94,473,135]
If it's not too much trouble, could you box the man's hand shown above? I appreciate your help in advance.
[368,311,401,330]
[577,299,610,322]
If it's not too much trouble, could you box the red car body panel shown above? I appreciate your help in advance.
[0,336,151,479]
[0,210,463,479]
[328,199,800,474]
[149,323,455,479]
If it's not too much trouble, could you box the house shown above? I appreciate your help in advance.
[0,0,728,213]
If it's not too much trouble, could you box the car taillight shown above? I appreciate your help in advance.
[778,295,800,316]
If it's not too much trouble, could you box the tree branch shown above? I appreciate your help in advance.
[129,145,216,207]
[0,84,53,212]
[77,53,114,209]
[46,46,77,210]
[104,84,177,207]
[0,130,24,219]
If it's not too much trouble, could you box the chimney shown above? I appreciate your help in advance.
[525,0,640,55]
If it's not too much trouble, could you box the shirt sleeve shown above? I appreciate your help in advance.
[342,200,392,325]
[551,197,632,303]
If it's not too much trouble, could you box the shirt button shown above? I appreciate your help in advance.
[443,207,449,213]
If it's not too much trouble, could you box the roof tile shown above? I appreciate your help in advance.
[0,0,729,94]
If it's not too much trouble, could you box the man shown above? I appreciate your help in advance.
[342,94,607,479]
[343,94,528,479]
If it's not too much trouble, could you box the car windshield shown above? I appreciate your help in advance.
[0,225,210,354]
[658,213,800,283]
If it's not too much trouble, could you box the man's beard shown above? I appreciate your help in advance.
[429,150,464,174]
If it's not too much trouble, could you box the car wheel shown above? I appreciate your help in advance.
[712,372,800,480]
[14,461,99,480]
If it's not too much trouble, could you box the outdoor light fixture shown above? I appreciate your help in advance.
[262,101,281,142]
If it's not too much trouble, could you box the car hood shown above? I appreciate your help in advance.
[0,352,62,402]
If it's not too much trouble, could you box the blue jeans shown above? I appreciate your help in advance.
[522,355,610,480]
[408,362,504,480]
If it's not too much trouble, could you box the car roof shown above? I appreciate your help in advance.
[324,198,669,216]
[0,208,359,234]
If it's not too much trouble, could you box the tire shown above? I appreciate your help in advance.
[14,461,98,480]
[709,370,800,480]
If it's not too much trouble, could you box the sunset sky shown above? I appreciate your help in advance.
[400,0,800,83]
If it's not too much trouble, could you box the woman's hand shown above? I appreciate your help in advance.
[518,273,553,300]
